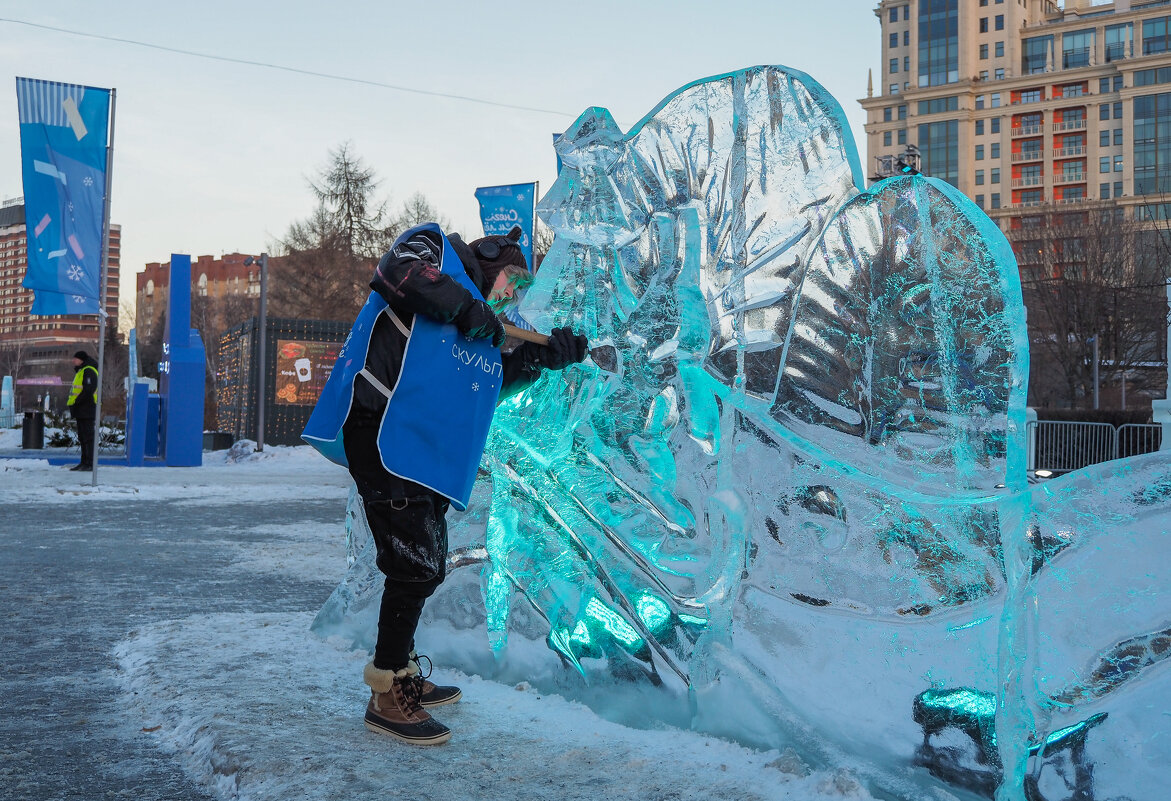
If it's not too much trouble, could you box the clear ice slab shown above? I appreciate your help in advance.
[312,66,1171,801]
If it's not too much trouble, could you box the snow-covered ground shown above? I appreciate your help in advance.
[0,432,877,801]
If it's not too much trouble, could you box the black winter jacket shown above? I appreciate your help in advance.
[348,230,544,427]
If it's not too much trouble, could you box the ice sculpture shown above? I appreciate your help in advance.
[312,66,1170,800]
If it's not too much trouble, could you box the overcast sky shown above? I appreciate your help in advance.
[1,2,881,316]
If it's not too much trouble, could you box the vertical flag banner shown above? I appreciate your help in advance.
[474,182,537,270]
[16,77,112,316]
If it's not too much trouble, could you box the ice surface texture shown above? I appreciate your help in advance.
[312,66,1170,800]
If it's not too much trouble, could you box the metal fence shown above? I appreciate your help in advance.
[1027,420,1164,473]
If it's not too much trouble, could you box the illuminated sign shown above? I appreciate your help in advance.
[273,339,341,406]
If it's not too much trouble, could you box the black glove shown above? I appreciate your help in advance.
[453,299,506,347]
[541,327,588,370]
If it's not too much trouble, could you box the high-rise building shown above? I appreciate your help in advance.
[862,0,1171,219]
[135,253,262,344]
[862,0,1171,409]
[0,198,121,397]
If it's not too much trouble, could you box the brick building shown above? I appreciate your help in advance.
[0,198,121,405]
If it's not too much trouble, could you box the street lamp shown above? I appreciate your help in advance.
[243,253,268,452]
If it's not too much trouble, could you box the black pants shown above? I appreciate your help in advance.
[76,417,95,467]
[343,419,449,671]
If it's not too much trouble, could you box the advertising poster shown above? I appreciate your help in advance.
[274,339,341,406]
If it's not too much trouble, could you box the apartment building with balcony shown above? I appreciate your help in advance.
[862,0,1171,223]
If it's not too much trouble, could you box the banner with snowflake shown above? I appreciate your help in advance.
[474,182,537,270]
[15,77,111,316]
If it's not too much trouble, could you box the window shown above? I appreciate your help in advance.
[890,32,899,48]
[1101,156,1111,173]
[991,93,1001,108]
[918,119,960,186]
[980,0,988,5]
[1115,128,1123,145]
[890,84,900,95]
[898,104,907,119]
[890,7,898,22]
[891,58,899,74]
[1063,107,1085,123]
[991,117,1000,134]
[1101,129,1111,147]
[884,107,893,122]
[1063,29,1094,69]
[1020,88,1042,103]
[976,169,985,185]
[918,96,959,114]
[1114,181,1123,197]
[919,0,959,88]
[995,68,1005,80]
[991,167,1000,184]
[995,41,1004,58]
[976,95,985,109]
[1063,186,1085,200]
[1062,84,1085,98]
[1101,182,1111,200]
[981,70,990,81]
[1020,189,1043,204]
[1143,16,1171,55]
[1105,22,1132,62]
[1023,35,1053,75]
[976,145,985,160]
[981,44,989,60]
[884,131,893,146]
[1115,75,1123,92]
[991,193,1001,208]
[905,56,911,72]
[1100,77,1110,94]
[980,17,989,33]
[898,128,907,145]
[995,15,1004,31]
[991,142,1001,158]
[1114,102,1123,119]
[1100,104,1110,120]
[1020,164,1042,180]
[1115,154,1124,171]
[976,119,985,135]
[904,30,910,46]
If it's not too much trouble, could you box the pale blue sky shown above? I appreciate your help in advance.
[1,1,881,313]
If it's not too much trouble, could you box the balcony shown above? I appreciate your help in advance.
[1012,176,1045,188]
[1015,199,1047,208]
[1053,146,1086,158]
[1052,119,1087,132]
[1012,150,1045,163]
[1056,195,1089,205]
[1011,124,1044,138]
[1054,171,1087,185]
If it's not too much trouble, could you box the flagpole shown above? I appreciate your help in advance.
[91,87,116,487]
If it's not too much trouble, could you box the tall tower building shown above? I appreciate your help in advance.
[862,0,1171,409]
[0,198,121,396]
[861,0,1171,221]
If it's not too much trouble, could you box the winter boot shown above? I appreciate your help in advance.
[363,661,451,745]
[410,651,462,707]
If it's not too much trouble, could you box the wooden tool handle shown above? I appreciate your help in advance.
[501,322,550,346]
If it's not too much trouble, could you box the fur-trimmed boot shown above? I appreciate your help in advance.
[410,651,462,707]
[363,661,451,745]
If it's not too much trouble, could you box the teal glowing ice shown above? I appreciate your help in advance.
[312,66,1171,801]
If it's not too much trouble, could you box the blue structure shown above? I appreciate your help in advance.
[158,254,205,466]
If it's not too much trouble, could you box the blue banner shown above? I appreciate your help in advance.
[16,77,111,316]
[474,182,537,270]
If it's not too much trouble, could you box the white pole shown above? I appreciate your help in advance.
[92,88,116,487]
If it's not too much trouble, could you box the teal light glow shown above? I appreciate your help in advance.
[634,592,672,634]
[585,597,644,649]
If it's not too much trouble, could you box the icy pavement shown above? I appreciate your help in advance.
[0,436,876,800]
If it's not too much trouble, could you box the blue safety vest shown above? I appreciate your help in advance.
[302,223,503,510]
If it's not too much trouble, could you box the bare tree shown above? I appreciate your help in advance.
[1009,204,1169,409]
[268,144,391,322]
[388,191,451,241]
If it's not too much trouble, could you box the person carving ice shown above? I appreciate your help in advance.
[304,223,587,744]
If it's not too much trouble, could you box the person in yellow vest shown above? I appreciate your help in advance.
[67,350,98,471]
